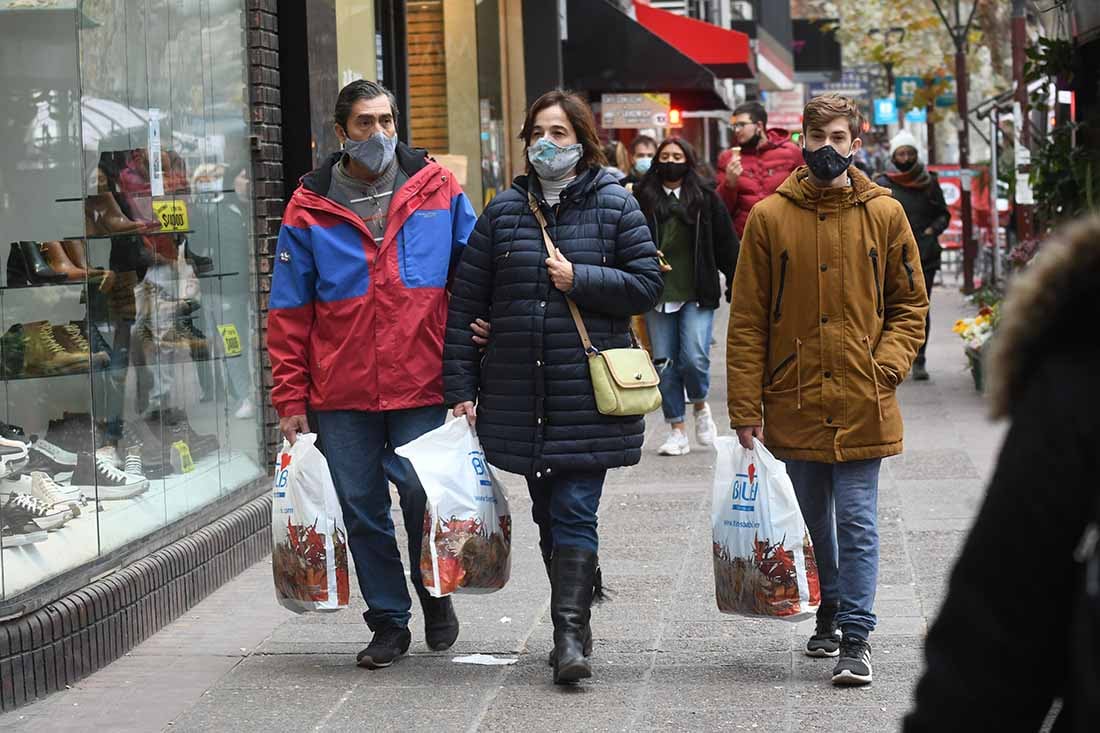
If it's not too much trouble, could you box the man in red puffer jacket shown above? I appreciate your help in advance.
[716,101,804,237]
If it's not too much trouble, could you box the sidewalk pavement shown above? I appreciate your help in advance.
[3,285,1005,733]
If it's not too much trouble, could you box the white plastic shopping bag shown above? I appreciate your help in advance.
[711,436,820,620]
[271,434,350,613]
[395,419,511,598]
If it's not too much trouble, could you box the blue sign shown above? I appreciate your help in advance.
[874,97,897,125]
[896,76,956,110]
[905,107,928,123]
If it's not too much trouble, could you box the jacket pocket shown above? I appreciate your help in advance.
[773,250,789,322]
[765,352,797,391]
[901,244,916,292]
[869,247,883,315]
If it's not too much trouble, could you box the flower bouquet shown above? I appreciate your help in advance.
[952,304,998,391]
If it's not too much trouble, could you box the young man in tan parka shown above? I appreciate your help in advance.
[726,94,928,687]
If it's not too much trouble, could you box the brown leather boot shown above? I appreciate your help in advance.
[84,194,143,236]
[52,324,109,368]
[40,241,84,281]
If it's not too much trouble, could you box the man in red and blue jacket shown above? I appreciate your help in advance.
[267,81,477,669]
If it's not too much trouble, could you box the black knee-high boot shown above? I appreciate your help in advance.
[550,547,598,683]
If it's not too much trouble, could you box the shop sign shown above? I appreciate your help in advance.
[762,84,805,130]
[601,93,671,129]
[809,69,873,99]
[218,324,243,356]
[151,199,189,232]
[895,76,956,110]
[873,97,897,125]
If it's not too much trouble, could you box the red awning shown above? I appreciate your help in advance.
[633,1,753,79]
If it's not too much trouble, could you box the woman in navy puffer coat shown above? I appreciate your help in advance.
[444,90,661,685]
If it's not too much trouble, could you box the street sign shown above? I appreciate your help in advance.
[895,76,956,110]
[601,93,671,129]
[873,97,897,125]
[809,68,874,99]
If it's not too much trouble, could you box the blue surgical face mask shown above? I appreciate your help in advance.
[634,156,653,174]
[527,137,583,181]
[343,130,397,175]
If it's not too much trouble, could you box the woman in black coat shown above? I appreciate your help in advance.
[634,137,738,458]
[444,90,662,685]
[904,215,1100,732]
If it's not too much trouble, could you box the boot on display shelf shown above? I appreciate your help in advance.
[71,321,114,364]
[41,241,85,282]
[53,324,110,368]
[21,321,89,376]
[84,193,146,236]
[7,241,67,287]
[0,325,25,379]
[184,242,214,274]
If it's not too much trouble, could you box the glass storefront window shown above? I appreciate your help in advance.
[0,0,264,602]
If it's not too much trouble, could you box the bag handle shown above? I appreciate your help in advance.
[528,192,599,355]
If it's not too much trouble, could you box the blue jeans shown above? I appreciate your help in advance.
[787,458,882,640]
[645,304,716,423]
[314,405,446,631]
[525,470,606,560]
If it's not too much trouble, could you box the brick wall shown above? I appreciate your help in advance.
[247,0,284,466]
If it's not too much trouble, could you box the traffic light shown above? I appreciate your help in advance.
[669,108,683,128]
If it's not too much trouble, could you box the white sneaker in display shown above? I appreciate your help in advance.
[95,445,121,468]
[28,471,86,517]
[657,428,691,456]
[234,398,256,420]
[694,404,718,447]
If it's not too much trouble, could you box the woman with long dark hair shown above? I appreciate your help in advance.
[444,90,662,684]
[634,137,738,457]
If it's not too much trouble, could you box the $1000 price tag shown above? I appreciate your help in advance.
[152,200,190,232]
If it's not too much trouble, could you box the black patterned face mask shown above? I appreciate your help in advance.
[802,144,853,181]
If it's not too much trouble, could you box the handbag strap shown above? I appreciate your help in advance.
[528,193,598,355]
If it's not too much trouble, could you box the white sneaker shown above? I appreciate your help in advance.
[28,471,86,517]
[95,445,121,468]
[694,404,718,447]
[657,428,691,456]
[234,398,256,420]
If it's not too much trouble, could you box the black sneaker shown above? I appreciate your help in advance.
[912,362,930,381]
[70,451,148,501]
[832,635,873,685]
[805,602,841,658]
[419,592,460,651]
[356,625,412,669]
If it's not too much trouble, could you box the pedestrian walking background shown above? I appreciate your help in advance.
[4,288,1005,732]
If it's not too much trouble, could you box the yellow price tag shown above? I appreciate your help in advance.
[171,441,195,473]
[152,200,190,232]
[217,324,242,356]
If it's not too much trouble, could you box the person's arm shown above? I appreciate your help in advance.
[709,189,740,301]
[905,358,1092,731]
[566,193,663,317]
[925,173,951,237]
[443,210,495,407]
[448,187,478,280]
[716,149,740,217]
[872,204,929,382]
[726,207,770,431]
[267,220,317,431]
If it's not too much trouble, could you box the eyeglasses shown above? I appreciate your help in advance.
[731,122,754,131]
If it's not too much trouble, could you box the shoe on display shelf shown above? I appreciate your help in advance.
[53,323,110,369]
[120,421,169,480]
[124,449,143,479]
[21,439,77,482]
[32,471,88,516]
[0,422,31,449]
[1,521,48,549]
[0,442,30,477]
[95,445,121,468]
[2,491,72,531]
[70,451,149,501]
[6,240,67,287]
[22,320,89,376]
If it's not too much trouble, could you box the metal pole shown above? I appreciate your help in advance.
[1012,0,1035,240]
[990,108,1000,286]
[953,0,976,292]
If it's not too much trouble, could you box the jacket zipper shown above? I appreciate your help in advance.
[901,244,916,292]
[869,247,883,315]
[768,353,795,385]
[773,250,789,322]
[693,210,702,303]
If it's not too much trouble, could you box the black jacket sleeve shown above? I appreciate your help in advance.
[708,189,739,302]
[443,210,495,407]
[568,193,663,317]
[903,354,1096,732]
[926,172,951,238]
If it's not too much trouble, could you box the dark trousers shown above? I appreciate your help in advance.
[916,267,936,365]
[526,470,607,561]
[314,405,446,631]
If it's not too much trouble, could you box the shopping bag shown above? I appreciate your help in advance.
[711,436,820,620]
[271,434,350,613]
[395,419,511,598]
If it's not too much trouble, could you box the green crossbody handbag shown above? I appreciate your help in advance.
[529,194,662,417]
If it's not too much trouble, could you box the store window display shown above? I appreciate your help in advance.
[0,0,264,605]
